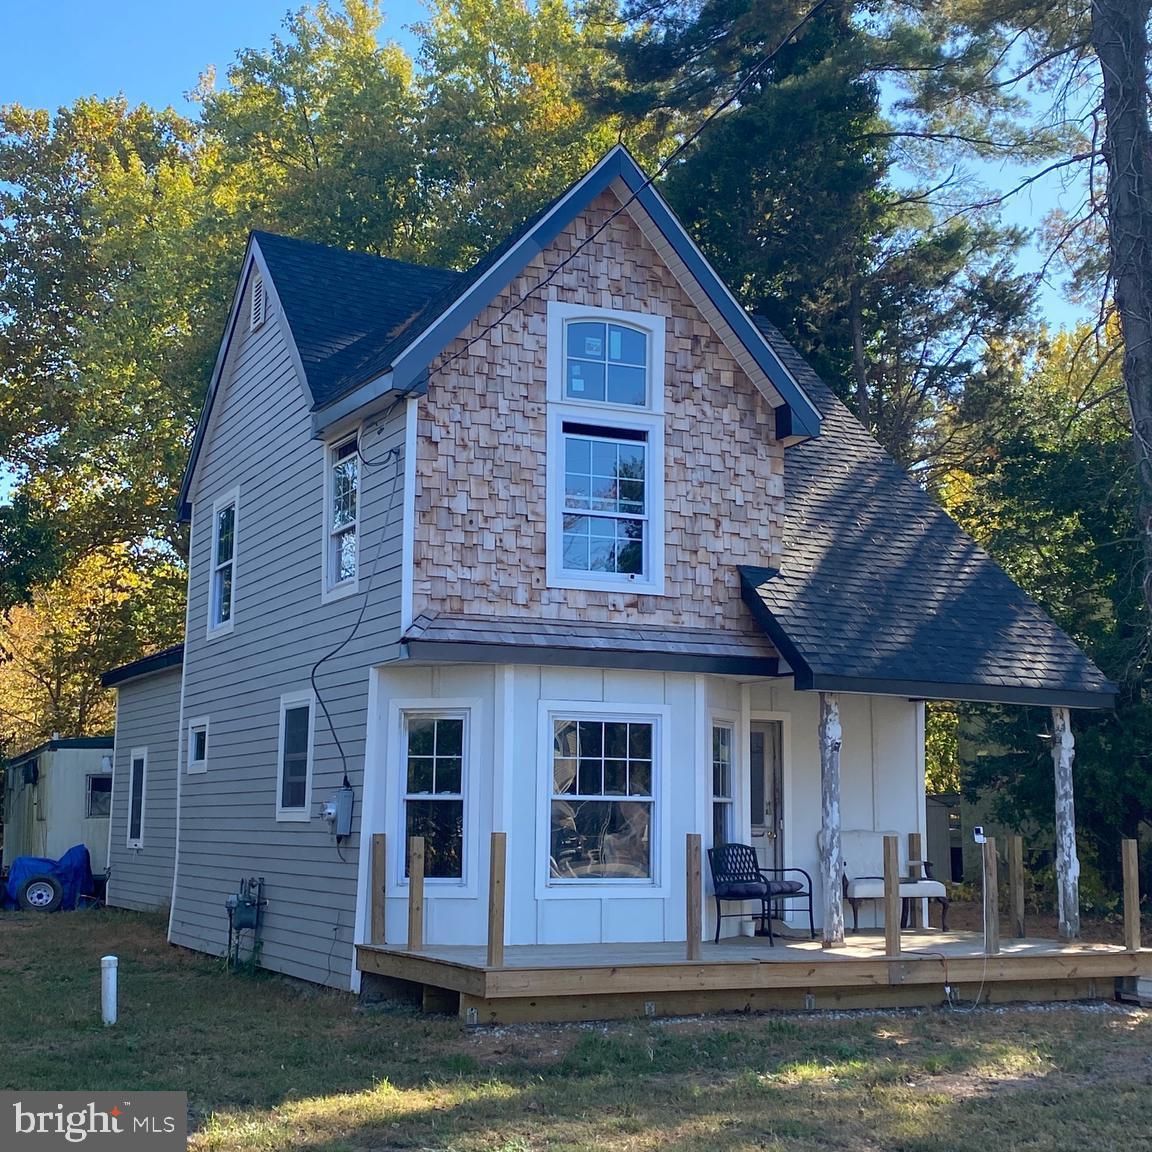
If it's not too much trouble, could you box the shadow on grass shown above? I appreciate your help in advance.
[4,910,1150,1152]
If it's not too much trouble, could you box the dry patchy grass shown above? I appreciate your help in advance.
[2,909,1150,1151]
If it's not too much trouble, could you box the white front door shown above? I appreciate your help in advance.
[749,720,783,871]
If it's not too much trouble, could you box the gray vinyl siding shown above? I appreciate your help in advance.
[169,276,406,989]
[107,667,181,912]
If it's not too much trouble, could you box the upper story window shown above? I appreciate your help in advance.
[561,424,647,577]
[564,320,648,406]
[208,488,239,635]
[546,303,666,595]
[324,435,359,596]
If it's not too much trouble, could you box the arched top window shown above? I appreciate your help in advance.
[564,320,648,407]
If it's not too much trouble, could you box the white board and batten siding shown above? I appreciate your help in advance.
[172,273,407,989]
[359,663,926,950]
[107,668,182,911]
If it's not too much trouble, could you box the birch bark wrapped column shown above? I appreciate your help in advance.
[819,691,845,948]
[1051,705,1080,940]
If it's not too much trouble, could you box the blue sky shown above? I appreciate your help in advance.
[1,2,427,113]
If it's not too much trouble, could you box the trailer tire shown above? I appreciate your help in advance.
[17,874,63,912]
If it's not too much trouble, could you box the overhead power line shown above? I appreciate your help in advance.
[424,0,835,385]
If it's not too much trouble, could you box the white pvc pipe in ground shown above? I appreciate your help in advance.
[101,955,118,1026]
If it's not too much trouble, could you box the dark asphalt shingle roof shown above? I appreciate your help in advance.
[743,321,1116,708]
[252,232,460,407]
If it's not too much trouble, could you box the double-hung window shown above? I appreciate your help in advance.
[550,718,654,880]
[325,435,359,595]
[209,489,238,634]
[547,304,665,594]
[276,693,314,822]
[403,715,465,880]
[712,723,734,846]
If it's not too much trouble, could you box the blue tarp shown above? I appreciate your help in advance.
[3,844,94,911]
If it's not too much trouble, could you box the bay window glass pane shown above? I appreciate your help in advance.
[436,757,462,794]
[435,718,464,756]
[405,799,463,878]
[713,802,731,847]
[553,757,577,794]
[550,799,651,878]
[407,756,434,793]
[628,760,652,796]
[407,718,434,756]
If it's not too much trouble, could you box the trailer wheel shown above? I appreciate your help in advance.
[17,875,63,912]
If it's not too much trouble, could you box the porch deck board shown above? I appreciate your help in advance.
[374,932,1134,970]
[357,932,1152,1017]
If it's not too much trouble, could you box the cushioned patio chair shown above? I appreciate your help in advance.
[706,842,814,945]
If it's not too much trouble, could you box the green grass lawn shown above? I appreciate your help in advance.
[2,909,1150,1151]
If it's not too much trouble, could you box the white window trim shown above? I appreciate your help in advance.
[86,773,112,819]
[386,698,483,899]
[187,716,209,775]
[275,691,316,823]
[545,404,665,595]
[321,433,361,603]
[207,486,239,639]
[536,699,672,900]
[546,301,666,414]
[126,746,148,849]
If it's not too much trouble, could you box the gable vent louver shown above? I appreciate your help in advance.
[250,276,267,331]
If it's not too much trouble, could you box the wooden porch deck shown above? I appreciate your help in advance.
[357,931,1152,1024]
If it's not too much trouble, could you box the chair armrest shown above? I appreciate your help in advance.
[758,866,813,890]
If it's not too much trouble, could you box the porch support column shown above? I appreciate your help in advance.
[819,691,845,948]
[1051,705,1081,940]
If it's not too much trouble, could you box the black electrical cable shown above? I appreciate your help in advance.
[422,0,834,388]
[308,390,410,797]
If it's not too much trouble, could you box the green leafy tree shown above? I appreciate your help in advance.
[943,326,1151,889]
[600,0,1037,469]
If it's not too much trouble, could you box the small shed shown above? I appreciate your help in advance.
[2,738,115,873]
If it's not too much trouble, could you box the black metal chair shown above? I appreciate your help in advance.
[706,842,815,945]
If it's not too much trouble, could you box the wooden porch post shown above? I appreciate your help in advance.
[1051,706,1081,940]
[818,692,845,948]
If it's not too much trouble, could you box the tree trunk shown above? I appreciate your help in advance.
[818,691,845,948]
[1051,706,1081,940]
[1092,0,1152,620]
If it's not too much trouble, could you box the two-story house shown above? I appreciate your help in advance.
[101,147,1117,1006]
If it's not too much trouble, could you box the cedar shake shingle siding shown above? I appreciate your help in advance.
[411,188,786,630]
